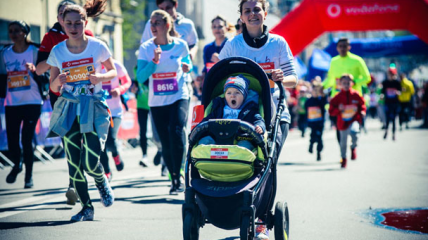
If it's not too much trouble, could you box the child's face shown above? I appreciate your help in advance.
[225,88,244,109]
[340,78,352,91]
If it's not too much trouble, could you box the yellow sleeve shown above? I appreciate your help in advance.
[355,57,371,85]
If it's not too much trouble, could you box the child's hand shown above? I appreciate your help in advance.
[255,126,263,134]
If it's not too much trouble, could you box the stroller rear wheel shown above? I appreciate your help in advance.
[274,201,290,240]
[183,212,199,240]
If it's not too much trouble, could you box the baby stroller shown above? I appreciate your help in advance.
[182,57,289,240]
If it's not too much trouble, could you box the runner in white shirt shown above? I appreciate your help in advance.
[46,1,116,222]
[3,21,44,189]
[218,1,297,239]
[137,10,192,195]
[140,0,198,60]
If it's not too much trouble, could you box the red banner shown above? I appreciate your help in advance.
[271,0,428,55]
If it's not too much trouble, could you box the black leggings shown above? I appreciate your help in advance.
[150,99,189,181]
[137,108,149,156]
[64,118,105,208]
[309,125,324,152]
[100,117,122,174]
[398,102,411,126]
[5,105,41,181]
[385,103,399,134]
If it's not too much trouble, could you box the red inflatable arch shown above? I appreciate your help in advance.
[271,0,428,55]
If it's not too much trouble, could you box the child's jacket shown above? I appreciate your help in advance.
[329,89,366,130]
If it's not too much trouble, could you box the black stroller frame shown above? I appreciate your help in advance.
[182,57,290,240]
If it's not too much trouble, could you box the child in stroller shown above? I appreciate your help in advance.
[198,75,266,152]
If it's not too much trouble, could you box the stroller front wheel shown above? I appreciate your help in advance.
[274,201,290,240]
[183,212,199,240]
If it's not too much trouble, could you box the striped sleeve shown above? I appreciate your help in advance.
[279,38,298,81]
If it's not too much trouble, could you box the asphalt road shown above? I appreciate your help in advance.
[0,119,427,240]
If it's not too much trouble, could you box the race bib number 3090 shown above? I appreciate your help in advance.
[62,58,95,85]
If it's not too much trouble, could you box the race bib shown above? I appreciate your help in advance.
[259,62,275,93]
[342,105,357,121]
[386,88,397,98]
[210,148,228,159]
[152,72,178,96]
[7,71,30,92]
[206,62,215,72]
[308,106,322,121]
[62,58,95,85]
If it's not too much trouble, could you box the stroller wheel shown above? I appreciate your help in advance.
[240,216,252,240]
[183,212,199,240]
[274,201,290,240]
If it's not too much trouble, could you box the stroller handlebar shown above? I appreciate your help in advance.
[188,119,265,149]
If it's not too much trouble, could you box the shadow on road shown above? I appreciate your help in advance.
[0,220,75,230]
[0,187,67,197]
[0,201,71,214]
[116,194,184,205]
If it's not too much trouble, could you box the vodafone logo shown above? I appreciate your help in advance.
[327,4,341,18]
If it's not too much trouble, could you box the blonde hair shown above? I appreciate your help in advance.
[151,10,179,37]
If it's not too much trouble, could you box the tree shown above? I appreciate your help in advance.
[121,0,147,60]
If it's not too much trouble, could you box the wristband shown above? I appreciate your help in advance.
[49,86,61,96]
[152,59,160,64]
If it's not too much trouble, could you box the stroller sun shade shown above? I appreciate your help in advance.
[201,57,274,130]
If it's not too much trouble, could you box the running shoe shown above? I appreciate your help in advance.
[96,176,114,207]
[340,158,347,168]
[316,151,321,161]
[105,172,113,182]
[169,182,178,195]
[113,155,124,171]
[70,206,94,222]
[308,143,313,154]
[255,219,269,240]
[153,151,162,166]
[66,187,78,206]
[24,178,33,189]
[139,156,149,168]
[6,167,22,184]
[351,148,357,160]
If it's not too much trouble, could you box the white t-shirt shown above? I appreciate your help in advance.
[3,44,43,106]
[102,60,128,117]
[219,33,295,123]
[47,36,112,94]
[219,33,294,76]
[138,38,190,107]
[140,13,198,47]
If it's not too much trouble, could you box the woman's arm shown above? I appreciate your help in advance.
[136,60,157,83]
[89,57,117,85]
[49,66,66,93]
